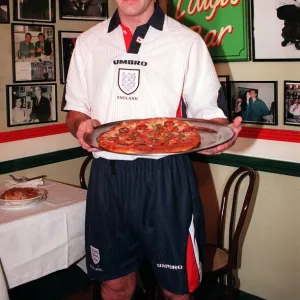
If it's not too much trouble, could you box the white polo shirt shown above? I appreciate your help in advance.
[65,5,226,160]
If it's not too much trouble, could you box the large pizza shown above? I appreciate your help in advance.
[97,117,200,154]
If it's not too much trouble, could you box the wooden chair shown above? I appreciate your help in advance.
[202,166,257,300]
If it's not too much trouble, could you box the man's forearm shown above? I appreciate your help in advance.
[66,111,90,137]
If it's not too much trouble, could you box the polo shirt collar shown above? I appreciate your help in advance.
[108,4,165,33]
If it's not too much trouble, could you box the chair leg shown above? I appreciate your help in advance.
[226,271,234,300]
[93,281,101,300]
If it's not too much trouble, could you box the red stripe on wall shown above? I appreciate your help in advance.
[0,125,300,144]
[239,127,300,143]
[186,234,200,293]
[0,124,69,143]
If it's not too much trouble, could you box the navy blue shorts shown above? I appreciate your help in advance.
[85,155,205,294]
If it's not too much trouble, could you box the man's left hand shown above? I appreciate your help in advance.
[198,116,242,155]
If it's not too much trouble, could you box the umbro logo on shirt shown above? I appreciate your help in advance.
[113,60,148,66]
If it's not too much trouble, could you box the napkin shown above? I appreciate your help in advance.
[5,178,45,188]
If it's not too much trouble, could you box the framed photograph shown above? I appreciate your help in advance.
[13,0,55,23]
[6,83,57,127]
[11,24,56,83]
[168,0,250,62]
[218,75,231,120]
[58,31,82,83]
[60,0,108,21]
[252,0,300,61]
[0,0,10,23]
[284,81,300,126]
[230,81,278,125]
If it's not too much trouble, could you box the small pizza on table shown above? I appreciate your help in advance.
[0,187,40,200]
[98,117,201,154]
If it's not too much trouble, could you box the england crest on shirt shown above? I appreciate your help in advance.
[118,69,140,95]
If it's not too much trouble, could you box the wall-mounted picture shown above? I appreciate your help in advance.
[0,0,10,23]
[168,0,250,62]
[60,0,108,21]
[6,83,57,127]
[230,81,278,125]
[58,31,82,83]
[13,0,55,23]
[284,81,300,126]
[11,24,56,83]
[252,0,300,61]
[218,75,230,120]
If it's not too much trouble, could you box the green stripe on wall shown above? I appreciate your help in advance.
[0,147,299,177]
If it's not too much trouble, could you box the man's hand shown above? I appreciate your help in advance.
[76,119,101,152]
[198,116,242,155]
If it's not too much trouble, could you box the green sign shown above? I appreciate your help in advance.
[169,0,249,62]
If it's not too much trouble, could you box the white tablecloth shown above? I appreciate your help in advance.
[0,180,87,289]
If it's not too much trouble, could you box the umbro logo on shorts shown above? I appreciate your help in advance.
[157,264,183,270]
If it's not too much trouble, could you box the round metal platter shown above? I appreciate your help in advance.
[83,118,235,156]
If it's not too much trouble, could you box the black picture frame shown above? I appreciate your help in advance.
[59,0,108,21]
[251,0,300,61]
[11,23,56,83]
[6,83,58,127]
[58,30,82,84]
[230,81,278,125]
[284,81,300,126]
[218,75,231,120]
[0,0,10,23]
[13,0,56,23]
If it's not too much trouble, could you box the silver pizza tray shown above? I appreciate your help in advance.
[83,118,235,156]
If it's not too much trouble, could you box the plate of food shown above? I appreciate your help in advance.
[84,117,235,156]
[0,187,47,208]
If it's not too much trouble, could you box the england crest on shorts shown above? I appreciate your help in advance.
[90,245,100,265]
[118,69,140,95]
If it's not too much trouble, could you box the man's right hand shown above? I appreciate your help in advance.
[76,119,101,152]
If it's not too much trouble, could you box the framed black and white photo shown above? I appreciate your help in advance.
[252,0,300,61]
[13,0,55,23]
[218,75,231,120]
[11,24,56,83]
[58,31,82,83]
[284,81,300,126]
[230,81,278,125]
[60,0,108,21]
[6,83,57,127]
[0,0,10,23]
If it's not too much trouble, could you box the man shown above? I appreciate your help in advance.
[35,33,52,57]
[30,86,51,122]
[289,98,300,118]
[19,33,35,58]
[65,1,242,299]
[244,89,270,122]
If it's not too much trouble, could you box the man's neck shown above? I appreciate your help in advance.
[119,6,155,33]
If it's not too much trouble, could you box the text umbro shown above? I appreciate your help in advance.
[113,60,148,66]
[157,264,183,270]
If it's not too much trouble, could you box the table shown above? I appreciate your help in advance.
[0,180,87,295]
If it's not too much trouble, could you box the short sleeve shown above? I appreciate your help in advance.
[182,37,226,120]
[64,38,91,117]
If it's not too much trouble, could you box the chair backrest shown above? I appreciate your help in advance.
[217,166,257,267]
[79,154,93,189]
